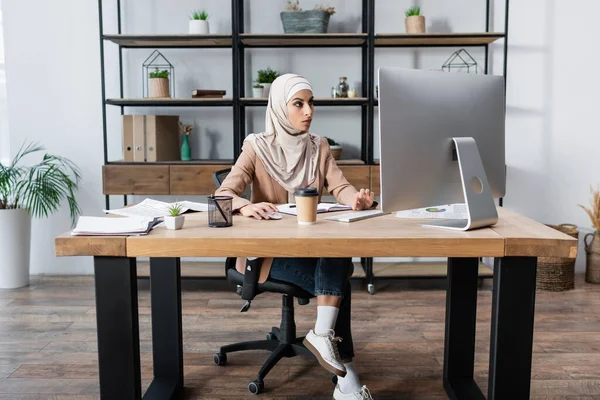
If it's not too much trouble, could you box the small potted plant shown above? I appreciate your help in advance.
[256,67,279,97]
[405,6,425,34]
[189,9,210,34]
[165,204,185,230]
[148,68,170,98]
[252,83,264,98]
[325,137,342,160]
[281,1,336,33]
[0,142,81,288]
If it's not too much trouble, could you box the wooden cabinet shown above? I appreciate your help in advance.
[102,165,170,195]
[170,165,231,195]
[102,164,375,197]
[370,166,380,195]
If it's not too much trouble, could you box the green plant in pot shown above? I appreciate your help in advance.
[256,67,279,97]
[189,9,210,34]
[0,142,81,289]
[165,204,185,230]
[148,68,171,98]
[281,1,336,34]
[405,6,426,34]
[252,83,264,98]
[324,136,342,160]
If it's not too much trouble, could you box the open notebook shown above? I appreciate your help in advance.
[104,198,208,218]
[277,203,352,216]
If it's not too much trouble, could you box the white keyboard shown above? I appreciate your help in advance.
[325,209,390,222]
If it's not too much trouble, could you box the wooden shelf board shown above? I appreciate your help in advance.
[241,33,367,47]
[240,97,368,106]
[136,260,493,278]
[375,32,504,46]
[336,159,366,165]
[104,34,232,47]
[106,98,233,107]
[107,159,233,166]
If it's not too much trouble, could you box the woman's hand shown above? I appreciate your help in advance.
[352,188,375,210]
[239,202,279,220]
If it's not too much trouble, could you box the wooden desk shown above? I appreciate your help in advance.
[55,207,577,400]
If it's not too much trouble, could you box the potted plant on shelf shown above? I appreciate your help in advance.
[256,67,279,97]
[0,142,81,289]
[579,185,600,283]
[252,83,264,98]
[405,6,426,34]
[148,68,171,98]
[281,1,335,33]
[189,9,210,34]
[165,204,185,230]
[325,137,342,160]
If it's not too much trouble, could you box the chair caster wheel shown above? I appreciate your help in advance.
[213,352,227,366]
[248,380,264,395]
[331,374,338,385]
[368,283,375,295]
[266,332,277,341]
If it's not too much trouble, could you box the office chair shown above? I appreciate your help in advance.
[212,168,318,395]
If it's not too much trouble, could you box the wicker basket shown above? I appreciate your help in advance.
[536,223,578,291]
[280,10,331,33]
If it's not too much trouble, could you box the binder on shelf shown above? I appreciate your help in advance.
[122,115,180,162]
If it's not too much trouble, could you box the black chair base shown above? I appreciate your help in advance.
[214,294,315,395]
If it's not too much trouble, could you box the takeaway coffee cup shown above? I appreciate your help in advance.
[294,187,319,225]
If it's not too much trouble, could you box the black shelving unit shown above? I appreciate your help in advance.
[98,0,509,288]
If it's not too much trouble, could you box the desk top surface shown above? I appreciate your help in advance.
[55,207,578,259]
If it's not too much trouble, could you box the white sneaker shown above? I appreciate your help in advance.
[333,385,373,400]
[303,329,346,377]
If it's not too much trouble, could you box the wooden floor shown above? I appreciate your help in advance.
[0,271,599,399]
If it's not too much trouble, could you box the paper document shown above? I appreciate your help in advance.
[104,198,208,218]
[277,203,352,216]
[71,216,161,236]
[395,204,468,219]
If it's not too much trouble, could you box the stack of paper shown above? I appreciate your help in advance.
[277,203,352,216]
[71,216,161,236]
[104,198,208,218]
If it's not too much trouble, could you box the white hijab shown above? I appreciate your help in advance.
[245,73,321,194]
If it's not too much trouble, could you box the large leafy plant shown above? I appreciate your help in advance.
[0,142,81,225]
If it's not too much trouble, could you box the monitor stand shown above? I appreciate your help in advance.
[423,137,498,231]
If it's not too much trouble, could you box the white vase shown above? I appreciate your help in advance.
[165,215,185,230]
[261,83,272,98]
[252,88,264,98]
[0,208,31,289]
[189,20,210,34]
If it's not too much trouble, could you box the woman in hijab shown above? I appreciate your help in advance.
[215,73,374,400]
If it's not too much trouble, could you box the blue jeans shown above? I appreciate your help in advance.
[269,257,355,361]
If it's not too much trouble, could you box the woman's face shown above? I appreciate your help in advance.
[286,89,314,132]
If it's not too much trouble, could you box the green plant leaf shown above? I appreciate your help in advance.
[1,141,81,226]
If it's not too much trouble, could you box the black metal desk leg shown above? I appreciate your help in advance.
[145,257,184,400]
[93,256,141,400]
[443,258,485,399]
[488,256,537,399]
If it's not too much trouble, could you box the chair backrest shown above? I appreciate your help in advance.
[212,168,251,200]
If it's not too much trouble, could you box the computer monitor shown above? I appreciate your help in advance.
[377,67,506,230]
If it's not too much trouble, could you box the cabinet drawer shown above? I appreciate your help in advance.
[170,165,232,195]
[102,165,170,195]
[370,166,380,195]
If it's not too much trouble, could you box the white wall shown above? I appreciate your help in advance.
[1,0,595,274]
[0,0,9,165]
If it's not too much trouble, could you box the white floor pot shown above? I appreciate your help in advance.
[189,20,209,34]
[0,208,31,289]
